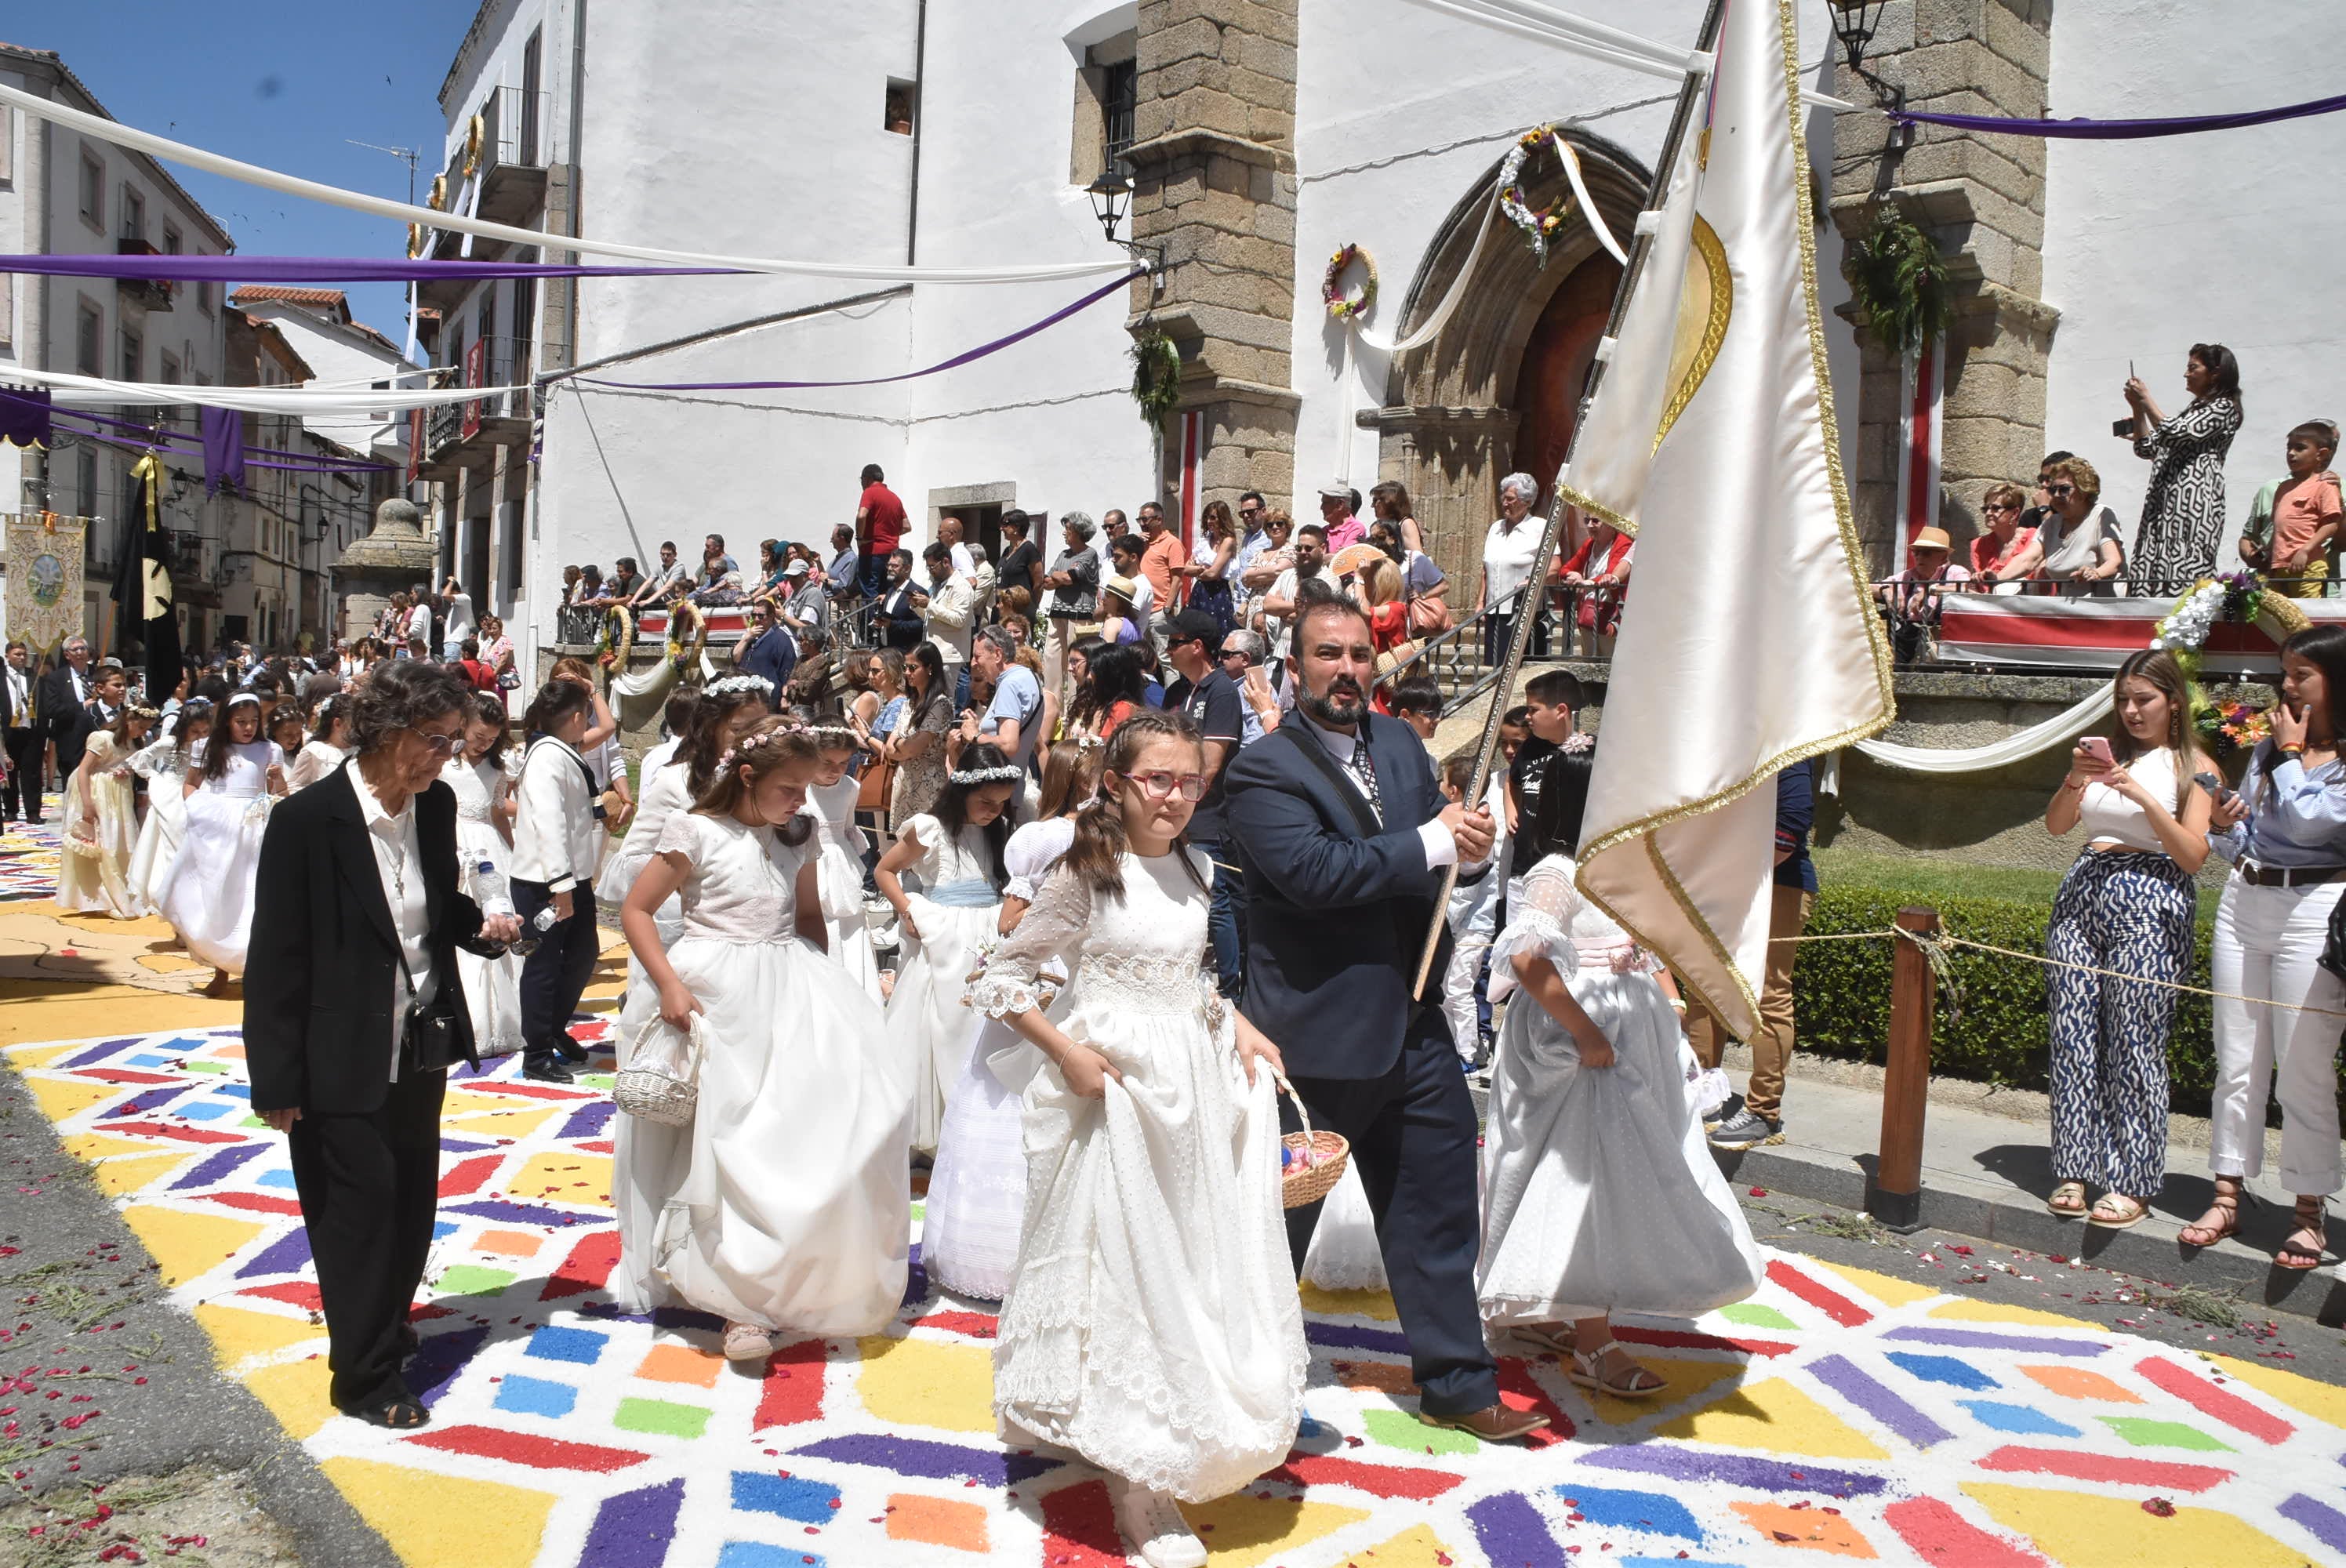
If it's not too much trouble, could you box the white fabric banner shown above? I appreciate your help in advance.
[1574,0,1894,1038]
[8,363,526,415]
[1853,687,2112,775]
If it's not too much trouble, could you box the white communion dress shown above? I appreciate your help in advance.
[125,735,191,916]
[921,815,1077,1301]
[808,772,880,1002]
[884,813,1004,1152]
[1476,854,1763,1327]
[979,851,1305,1504]
[160,739,284,972]
[445,751,525,1058]
[56,732,141,918]
[612,812,913,1334]
[608,759,692,1053]
[286,738,349,792]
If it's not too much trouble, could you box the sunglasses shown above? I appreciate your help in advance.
[2046,485,2076,498]
[405,726,467,755]
[1113,769,1209,801]
[1985,502,2021,514]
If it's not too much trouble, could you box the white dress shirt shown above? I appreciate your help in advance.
[511,736,602,893]
[1294,708,1472,873]
[1481,517,1545,610]
[354,766,432,1083]
[5,665,30,727]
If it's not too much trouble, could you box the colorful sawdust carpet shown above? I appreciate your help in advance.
[0,799,61,902]
[10,1022,2346,1568]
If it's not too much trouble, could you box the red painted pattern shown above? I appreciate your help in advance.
[2134,1356,2294,1446]
[538,1231,623,1301]
[1037,1479,1128,1568]
[93,1120,245,1145]
[1265,1450,1462,1501]
[1974,1445,2232,1493]
[448,1079,596,1102]
[1883,1497,2050,1566]
[238,1281,324,1312]
[1617,1323,1796,1358]
[753,1337,826,1430]
[198,1191,303,1216]
[1763,1260,1873,1327]
[1494,1354,1573,1445]
[78,1069,183,1085]
[912,1310,999,1340]
[406,1423,648,1472]
[436,1154,503,1200]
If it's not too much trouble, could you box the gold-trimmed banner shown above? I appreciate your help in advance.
[5,511,88,654]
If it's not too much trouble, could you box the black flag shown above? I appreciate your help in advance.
[110,452,181,703]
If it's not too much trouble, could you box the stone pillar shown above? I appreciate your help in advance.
[1125,0,1301,512]
[488,447,511,617]
[1828,0,2057,572]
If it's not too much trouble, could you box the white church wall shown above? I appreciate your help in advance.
[2040,0,2346,572]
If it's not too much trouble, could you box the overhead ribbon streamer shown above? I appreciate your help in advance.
[1892,90,2346,141]
[0,387,50,448]
[568,270,1145,392]
[0,82,1132,287]
[0,253,739,284]
[2,363,528,415]
[199,408,245,496]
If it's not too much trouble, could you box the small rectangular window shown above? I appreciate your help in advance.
[121,184,143,244]
[78,148,103,227]
[884,79,917,136]
[1102,60,1137,168]
[162,223,181,255]
[75,300,102,376]
[75,446,98,517]
[120,325,141,383]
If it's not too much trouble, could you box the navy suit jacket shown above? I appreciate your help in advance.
[1225,712,1456,1080]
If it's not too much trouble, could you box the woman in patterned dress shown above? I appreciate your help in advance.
[2126,343,2242,594]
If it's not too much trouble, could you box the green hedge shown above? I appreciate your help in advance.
[1792,886,2217,1112]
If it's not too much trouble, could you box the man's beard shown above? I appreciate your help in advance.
[1301,677,1367,727]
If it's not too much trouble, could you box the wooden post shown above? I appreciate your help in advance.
[1870,905,1940,1231]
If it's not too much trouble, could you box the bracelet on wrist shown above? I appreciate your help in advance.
[2279,742,2307,758]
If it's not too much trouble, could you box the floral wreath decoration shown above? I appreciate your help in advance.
[2150,572,2310,753]
[594,604,635,678]
[1322,244,1378,321]
[665,600,708,670]
[1499,125,1577,266]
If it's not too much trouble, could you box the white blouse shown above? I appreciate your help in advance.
[2077,746,2184,855]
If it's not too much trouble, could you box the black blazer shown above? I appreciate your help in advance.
[0,665,32,728]
[245,766,495,1116]
[1224,713,1457,1080]
[35,668,92,745]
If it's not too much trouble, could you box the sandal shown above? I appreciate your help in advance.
[1567,1340,1665,1399]
[1512,1323,1578,1357]
[345,1396,430,1429]
[724,1322,774,1362]
[2046,1181,2089,1218]
[2087,1193,2148,1230]
[2178,1178,2240,1250]
[2278,1196,2327,1272]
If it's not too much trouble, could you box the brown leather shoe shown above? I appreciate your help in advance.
[1420,1402,1549,1442]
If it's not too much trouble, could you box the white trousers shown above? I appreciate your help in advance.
[2208,875,2345,1194]
[1442,891,1498,1064]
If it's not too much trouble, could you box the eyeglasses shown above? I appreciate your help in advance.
[405,726,467,755]
[1985,502,2021,514]
[2046,485,2076,498]
[1113,769,1209,801]
[1218,646,1249,660]
[1239,506,1262,517]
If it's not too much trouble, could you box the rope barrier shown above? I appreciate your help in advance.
[1767,924,2346,1021]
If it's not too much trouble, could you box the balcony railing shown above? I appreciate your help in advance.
[421,336,536,461]
[114,238,174,310]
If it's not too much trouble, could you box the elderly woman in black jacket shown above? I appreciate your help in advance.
[245,659,520,1428]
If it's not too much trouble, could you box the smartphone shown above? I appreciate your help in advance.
[2112,417,2136,437]
[2078,735,2115,768]
[2194,770,2237,807]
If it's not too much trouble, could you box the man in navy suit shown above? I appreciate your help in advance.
[1224,590,1545,1442]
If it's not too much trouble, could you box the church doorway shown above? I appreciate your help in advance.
[1509,251,1620,512]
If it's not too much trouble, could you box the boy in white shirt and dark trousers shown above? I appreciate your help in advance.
[508,681,607,1083]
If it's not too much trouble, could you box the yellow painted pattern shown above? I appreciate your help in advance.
[117,1204,265,1288]
[1963,1483,2311,1567]
[1810,1259,1941,1309]
[855,1334,997,1434]
[194,1301,330,1370]
[2207,1353,2346,1431]
[1179,1496,1373,1568]
[511,1149,612,1207]
[238,1356,335,1442]
[1928,1296,2101,1329]
[1654,1376,1890,1460]
[320,1457,556,1568]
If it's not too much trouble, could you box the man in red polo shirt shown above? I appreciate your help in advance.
[855,463,906,600]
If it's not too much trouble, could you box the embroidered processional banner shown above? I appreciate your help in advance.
[5,512,86,653]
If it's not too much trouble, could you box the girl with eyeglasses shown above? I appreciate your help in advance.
[979,711,1302,1568]
[162,691,289,995]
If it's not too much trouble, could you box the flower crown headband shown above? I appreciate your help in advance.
[715,720,809,773]
[125,702,160,721]
[703,673,775,699]
[1560,731,1595,755]
[949,763,1025,786]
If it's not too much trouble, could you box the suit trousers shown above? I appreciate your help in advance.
[287,1066,446,1411]
[512,878,600,1065]
[1684,884,1814,1120]
[3,724,41,819]
[1284,1011,1498,1415]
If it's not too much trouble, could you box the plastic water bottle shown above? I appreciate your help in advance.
[473,858,517,918]
[531,905,560,933]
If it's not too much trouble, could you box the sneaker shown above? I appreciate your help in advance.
[1111,1481,1206,1568]
[1709,1108,1781,1150]
[1703,1091,1743,1130]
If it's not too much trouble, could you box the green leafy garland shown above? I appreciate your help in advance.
[1129,325,1182,428]
[1840,205,1952,356]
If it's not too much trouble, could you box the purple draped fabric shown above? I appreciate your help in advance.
[1892,90,2346,141]
[0,385,49,448]
[201,406,245,495]
[573,270,1145,392]
[0,390,394,475]
[0,254,736,283]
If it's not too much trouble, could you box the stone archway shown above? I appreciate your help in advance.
[1359,130,1648,597]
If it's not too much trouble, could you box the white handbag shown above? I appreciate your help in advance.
[612,1012,708,1127]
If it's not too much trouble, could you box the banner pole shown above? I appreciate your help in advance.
[1411,0,1730,999]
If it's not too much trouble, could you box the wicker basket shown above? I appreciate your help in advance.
[612,1013,707,1127]
[1277,1075,1349,1210]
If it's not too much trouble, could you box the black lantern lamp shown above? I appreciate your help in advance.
[1085,166,1133,245]
[1829,0,1893,77]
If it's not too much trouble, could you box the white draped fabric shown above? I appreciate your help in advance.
[8,363,528,415]
[1853,688,2115,775]
[1570,0,1894,1039]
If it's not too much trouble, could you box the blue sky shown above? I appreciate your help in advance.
[14,0,484,344]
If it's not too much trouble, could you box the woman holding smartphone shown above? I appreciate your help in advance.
[2042,651,2213,1228]
[2189,626,2346,1266]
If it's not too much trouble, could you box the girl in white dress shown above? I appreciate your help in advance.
[618,717,912,1361]
[877,742,1018,1153]
[804,722,881,1001]
[58,702,157,918]
[977,713,1303,1568]
[285,697,353,791]
[129,700,209,916]
[445,692,526,1059]
[1476,744,1763,1396]
[924,739,1102,1301]
[162,693,287,995]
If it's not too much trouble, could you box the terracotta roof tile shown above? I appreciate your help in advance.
[230,285,349,309]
